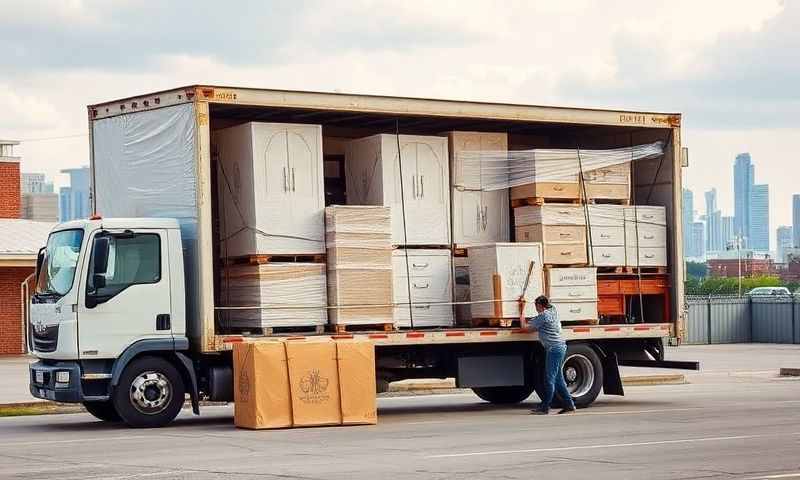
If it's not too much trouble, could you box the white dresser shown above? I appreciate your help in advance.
[214,122,325,257]
[625,206,667,267]
[467,243,544,319]
[587,205,625,267]
[448,131,509,247]
[345,134,451,246]
[392,249,454,327]
[545,267,598,322]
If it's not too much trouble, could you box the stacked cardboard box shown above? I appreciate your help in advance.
[219,263,327,330]
[233,338,377,429]
[325,206,394,327]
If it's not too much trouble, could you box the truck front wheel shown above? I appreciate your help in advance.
[83,401,121,422]
[472,385,535,404]
[113,356,185,428]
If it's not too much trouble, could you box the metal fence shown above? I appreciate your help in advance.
[685,295,800,345]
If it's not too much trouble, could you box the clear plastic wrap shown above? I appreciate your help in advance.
[92,104,200,322]
[454,141,664,191]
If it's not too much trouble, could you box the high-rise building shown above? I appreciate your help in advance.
[777,226,793,263]
[705,188,723,252]
[721,216,734,249]
[59,167,91,222]
[793,195,800,247]
[21,173,54,194]
[733,153,753,245]
[691,221,706,259]
[750,184,769,252]
[682,189,694,256]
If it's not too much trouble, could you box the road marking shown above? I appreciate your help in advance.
[577,407,704,416]
[0,436,150,448]
[426,432,800,458]
[744,473,800,480]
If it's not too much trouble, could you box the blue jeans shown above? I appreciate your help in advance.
[540,344,575,411]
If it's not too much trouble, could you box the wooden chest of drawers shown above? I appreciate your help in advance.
[545,267,598,323]
[515,205,587,265]
[597,275,670,322]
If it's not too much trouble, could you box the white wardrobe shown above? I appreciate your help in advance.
[345,134,451,246]
[214,122,325,257]
[448,131,510,246]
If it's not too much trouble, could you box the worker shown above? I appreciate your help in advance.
[519,295,576,415]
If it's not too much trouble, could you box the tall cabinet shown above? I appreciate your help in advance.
[448,131,510,247]
[214,122,325,257]
[345,134,450,246]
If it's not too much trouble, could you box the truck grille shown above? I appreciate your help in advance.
[33,325,59,353]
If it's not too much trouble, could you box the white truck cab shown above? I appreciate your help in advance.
[29,217,197,427]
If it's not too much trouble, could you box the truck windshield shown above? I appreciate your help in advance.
[35,229,84,298]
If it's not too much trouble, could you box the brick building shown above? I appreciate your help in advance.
[707,257,776,278]
[0,141,55,355]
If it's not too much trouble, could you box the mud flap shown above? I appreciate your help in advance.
[602,351,624,396]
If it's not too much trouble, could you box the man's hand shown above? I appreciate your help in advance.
[518,297,527,326]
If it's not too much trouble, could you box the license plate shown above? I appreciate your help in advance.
[35,371,44,384]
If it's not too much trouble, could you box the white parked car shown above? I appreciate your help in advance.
[746,287,792,296]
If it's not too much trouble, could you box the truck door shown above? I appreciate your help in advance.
[77,229,172,359]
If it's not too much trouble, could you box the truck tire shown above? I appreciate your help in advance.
[472,385,535,404]
[534,344,603,409]
[82,401,121,422]
[112,356,185,428]
[562,344,603,408]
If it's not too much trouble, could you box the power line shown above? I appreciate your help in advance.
[18,133,88,143]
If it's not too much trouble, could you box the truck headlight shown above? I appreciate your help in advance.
[55,371,70,385]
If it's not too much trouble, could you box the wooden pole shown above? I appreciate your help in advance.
[493,273,503,319]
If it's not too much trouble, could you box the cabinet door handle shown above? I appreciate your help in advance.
[283,167,289,192]
[412,175,417,198]
[420,175,424,197]
[291,167,296,192]
[481,206,488,230]
[476,204,481,231]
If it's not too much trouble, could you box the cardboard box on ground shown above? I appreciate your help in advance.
[233,338,377,429]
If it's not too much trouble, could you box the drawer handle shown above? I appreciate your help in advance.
[413,282,430,289]
[600,233,611,238]
[568,292,581,297]
[558,210,571,215]
[412,263,429,268]
[569,308,582,313]
[644,234,655,239]
[601,253,612,258]
[643,214,654,219]
[561,251,573,255]
[414,305,431,310]
[559,233,572,237]
[644,254,655,259]
[553,185,565,191]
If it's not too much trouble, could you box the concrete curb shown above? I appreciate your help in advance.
[779,368,800,377]
[621,374,686,386]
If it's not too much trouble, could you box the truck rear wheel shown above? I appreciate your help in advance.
[563,344,603,408]
[83,401,121,422]
[113,356,185,428]
[472,385,535,404]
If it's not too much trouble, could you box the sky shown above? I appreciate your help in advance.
[2,0,798,249]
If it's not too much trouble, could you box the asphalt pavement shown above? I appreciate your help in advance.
[1,367,799,479]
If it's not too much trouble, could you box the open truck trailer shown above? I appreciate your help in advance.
[28,86,694,427]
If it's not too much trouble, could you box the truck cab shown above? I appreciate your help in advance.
[29,217,197,427]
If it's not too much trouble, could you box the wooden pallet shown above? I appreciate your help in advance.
[328,323,397,334]
[227,324,326,336]
[225,253,327,265]
[597,266,667,275]
[468,317,519,328]
[587,198,631,205]
[511,197,582,208]
[544,263,591,269]
[452,247,468,257]
[396,244,451,250]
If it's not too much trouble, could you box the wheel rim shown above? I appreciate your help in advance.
[129,371,172,415]
[563,353,594,398]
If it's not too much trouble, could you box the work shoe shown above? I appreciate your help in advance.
[558,407,576,415]
[530,408,550,415]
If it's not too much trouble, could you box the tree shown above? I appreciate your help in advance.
[685,261,707,279]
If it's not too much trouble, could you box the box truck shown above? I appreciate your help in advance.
[28,86,695,427]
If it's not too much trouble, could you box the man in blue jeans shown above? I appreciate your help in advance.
[520,295,577,415]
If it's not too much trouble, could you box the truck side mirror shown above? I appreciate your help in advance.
[93,236,110,275]
[35,247,45,283]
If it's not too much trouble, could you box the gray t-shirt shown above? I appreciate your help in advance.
[530,306,565,349]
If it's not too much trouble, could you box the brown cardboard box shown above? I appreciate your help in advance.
[233,342,293,429]
[285,340,343,427]
[336,340,377,425]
